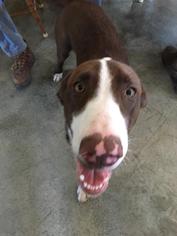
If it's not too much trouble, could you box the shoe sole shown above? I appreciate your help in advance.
[15,76,32,90]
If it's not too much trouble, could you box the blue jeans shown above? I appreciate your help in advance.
[0,1,26,57]
[90,0,102,5]
[95,0,102,5]
[0,0,101,57]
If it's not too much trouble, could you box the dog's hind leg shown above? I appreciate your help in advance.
[53,35,71,82]
[54,45,71,82]
[54,19,72,81]
[56,40,71,73]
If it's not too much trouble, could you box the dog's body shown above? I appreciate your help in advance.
[55,1,128,71]
[55,1,146,202]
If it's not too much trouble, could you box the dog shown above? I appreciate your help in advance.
[54,0,147,202]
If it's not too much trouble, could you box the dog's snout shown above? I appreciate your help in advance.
[79,134,123,168]
[104,135,123,157]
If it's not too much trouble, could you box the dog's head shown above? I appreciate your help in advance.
[57,58,146,196]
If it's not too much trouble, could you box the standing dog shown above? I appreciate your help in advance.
[54,0,146,202]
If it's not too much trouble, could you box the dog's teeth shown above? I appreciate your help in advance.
[87,185,91,189]
[80,175,85,181]
[99,184,103,189]
[83,182,103,190]
[105,177,109,182]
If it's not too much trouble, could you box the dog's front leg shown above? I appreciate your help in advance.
[77,185,88,203]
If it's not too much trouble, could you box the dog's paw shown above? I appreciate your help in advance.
[77,186,88,203]
[53,73,63,83]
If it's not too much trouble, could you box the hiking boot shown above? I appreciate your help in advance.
[11,46,35,89]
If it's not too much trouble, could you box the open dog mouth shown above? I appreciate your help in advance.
[76,160,112,196]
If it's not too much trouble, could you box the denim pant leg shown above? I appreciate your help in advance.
[91,0,102,6]
[95,0,102,6]
[0,2,26,57]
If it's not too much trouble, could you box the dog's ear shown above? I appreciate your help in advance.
[57,70,73,105]
[140,85,147,108]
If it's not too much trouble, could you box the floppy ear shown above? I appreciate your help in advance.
[140,85,147,108]
[57,70,73,105]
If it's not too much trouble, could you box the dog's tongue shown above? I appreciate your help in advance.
[77,161,112,195]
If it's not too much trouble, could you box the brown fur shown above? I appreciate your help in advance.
[55,1,147,198]
[55,1,147,170]
[55,1,128,73]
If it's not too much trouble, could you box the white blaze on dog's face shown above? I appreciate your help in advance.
[71,58,128,163]
[58,58,146,197]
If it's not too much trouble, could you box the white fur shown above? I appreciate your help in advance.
[71,58,128,167]
[53,73,63,82]
[77,186,88,202]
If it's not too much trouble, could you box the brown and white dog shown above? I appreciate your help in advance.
[54,0,147,202]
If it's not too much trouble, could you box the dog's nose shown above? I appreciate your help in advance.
[79,134,123,168]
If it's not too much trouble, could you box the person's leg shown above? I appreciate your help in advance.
[94,0,102,6]
[0,2,27,57]
[0,2,35,88]
[89,0,102,6]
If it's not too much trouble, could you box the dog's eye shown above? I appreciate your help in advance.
[125,87,136,97]
[74,82,85,93]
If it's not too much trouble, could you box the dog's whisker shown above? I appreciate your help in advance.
[127,150,133,155]
[125,156,130,162]
[79,152,87,158]
[122,160,127,166]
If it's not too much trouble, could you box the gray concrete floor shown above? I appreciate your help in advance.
[0,0,177,235]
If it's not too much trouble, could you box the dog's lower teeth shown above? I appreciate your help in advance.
[80,175,85,181]
[83,182,104,191]
[105,177,109,182]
